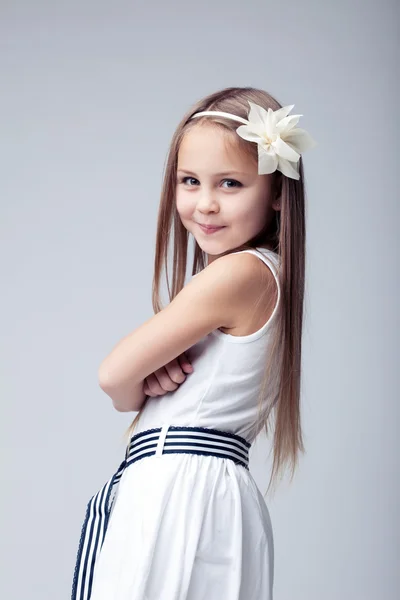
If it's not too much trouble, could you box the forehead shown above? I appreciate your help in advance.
[177,123,255,174]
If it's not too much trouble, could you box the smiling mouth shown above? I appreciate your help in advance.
[197,223,226,235]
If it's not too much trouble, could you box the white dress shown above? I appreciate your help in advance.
[89,247,281,600]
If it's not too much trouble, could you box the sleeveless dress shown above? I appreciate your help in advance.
[89,247,282,600]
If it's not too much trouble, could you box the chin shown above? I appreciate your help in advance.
[193,238,231,257]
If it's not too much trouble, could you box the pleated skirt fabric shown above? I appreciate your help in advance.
[89,451,274,600]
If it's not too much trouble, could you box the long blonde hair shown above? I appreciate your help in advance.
[124,86,306,495]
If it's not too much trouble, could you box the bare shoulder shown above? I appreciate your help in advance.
[184,250,276,330]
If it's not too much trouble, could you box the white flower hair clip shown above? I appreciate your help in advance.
[191,101,317,180]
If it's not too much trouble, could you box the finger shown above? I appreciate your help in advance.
[178,352,194,373]
[145,373,167,396]
[154,365,182,392]
[143,384,158,397]
[144,381,161,397]
[163,359,186,384]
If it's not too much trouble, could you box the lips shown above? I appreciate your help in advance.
[197,223,225,235]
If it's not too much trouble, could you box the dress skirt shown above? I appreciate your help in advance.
[89,451,274,600]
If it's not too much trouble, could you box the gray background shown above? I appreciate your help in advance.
[1,1,399,598]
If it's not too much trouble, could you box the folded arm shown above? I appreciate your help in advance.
[98,251,265,412]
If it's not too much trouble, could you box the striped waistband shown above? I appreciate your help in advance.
[122,424,251,471]
[71,424,251,600]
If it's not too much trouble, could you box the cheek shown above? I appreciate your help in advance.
[231,198,264,221]
[176,190,193,220]
[229,194,269,231]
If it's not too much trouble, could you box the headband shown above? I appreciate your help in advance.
[191,100,317,180]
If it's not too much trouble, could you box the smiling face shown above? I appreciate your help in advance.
[176,123,279,264]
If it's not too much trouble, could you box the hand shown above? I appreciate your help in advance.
[143,352,193,397]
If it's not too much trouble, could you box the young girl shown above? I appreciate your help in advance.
[71,86,316,600]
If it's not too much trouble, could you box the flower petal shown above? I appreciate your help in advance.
[247,101,270,128]
[275,114,302,134]
[265,107,276,139]
[272,105,295,124]
[283,128,317,153]
[272,136,301,162]
[277,157,300,180]
[258,145,278,175]
[236,124,264,143]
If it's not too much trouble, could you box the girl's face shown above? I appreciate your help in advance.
[176,123,279,264]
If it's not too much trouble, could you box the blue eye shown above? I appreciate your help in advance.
[178,177,242,188]
[181,177,199,186]
[221,179,242,188]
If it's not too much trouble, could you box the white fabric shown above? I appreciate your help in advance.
[133,247,282,443]
[90,247,281,600]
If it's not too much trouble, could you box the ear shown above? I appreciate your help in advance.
[272,197,281,211]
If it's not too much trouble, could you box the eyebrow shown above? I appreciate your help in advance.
[177,169,249,177]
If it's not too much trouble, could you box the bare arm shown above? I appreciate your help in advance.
[98,251,265,412]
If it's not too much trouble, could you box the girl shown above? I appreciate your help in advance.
[71,86,316,600]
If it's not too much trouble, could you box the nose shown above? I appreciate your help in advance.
[196,188,220,213]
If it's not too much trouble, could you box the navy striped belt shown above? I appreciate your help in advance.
[71,424,251,600]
